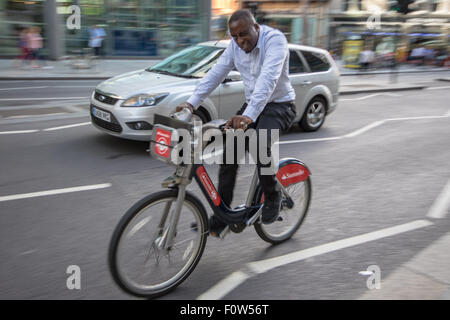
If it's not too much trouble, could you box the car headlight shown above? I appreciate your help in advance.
[121,93,169,107]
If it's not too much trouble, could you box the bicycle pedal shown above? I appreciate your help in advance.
[218,226,230,239]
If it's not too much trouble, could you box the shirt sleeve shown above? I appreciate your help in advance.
[242,33,288,122]
[187,44,235,109]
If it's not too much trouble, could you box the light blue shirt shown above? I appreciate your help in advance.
[187,25,295,122]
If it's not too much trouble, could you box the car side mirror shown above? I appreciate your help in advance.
[222,71,241,84]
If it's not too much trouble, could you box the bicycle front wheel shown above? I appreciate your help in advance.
[108,189,208,298]
[254,177,312,244]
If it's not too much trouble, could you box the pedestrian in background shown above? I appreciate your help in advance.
[89,25,106,57]
[14,27,30,68]
[359,46,375,71]
[27,27,52,69]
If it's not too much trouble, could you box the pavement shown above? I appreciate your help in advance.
[0,57,449,300]
[0,58,449,95]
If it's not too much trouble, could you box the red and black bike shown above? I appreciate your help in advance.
[108,110,312,298]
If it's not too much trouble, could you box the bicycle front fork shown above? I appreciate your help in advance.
[157,165,193,250]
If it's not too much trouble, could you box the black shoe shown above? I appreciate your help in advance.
[261,192,282,225]
[208,215,227,238]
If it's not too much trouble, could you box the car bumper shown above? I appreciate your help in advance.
[90,97,163,141]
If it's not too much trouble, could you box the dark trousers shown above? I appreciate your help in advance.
[218,101,296,207]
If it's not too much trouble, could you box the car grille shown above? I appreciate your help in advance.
[94,91,119,105]
[91,106,123,133]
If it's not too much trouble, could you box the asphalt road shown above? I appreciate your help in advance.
[0,76,449,300]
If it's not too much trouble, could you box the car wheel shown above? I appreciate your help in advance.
[193,108,208,124]
[300,96,327,132]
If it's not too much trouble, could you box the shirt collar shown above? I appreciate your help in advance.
[255,25,263,50]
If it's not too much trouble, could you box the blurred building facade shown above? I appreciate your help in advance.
[328,0,450,62]
[0,0,216,58]
[0,0,448,59]
[240,0,332,49]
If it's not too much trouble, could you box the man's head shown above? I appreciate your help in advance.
[228,9,260,54]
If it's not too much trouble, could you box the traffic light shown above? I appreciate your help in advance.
[389,0,416,14]
[399,0,416,14]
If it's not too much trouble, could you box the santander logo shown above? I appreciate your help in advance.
[277,164,308,186]
[281,170,304,180]
[197,167,220,206]
[201,172,217,200]
[154,129,171,158]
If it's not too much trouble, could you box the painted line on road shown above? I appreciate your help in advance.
[425,86,450,90]
[0,129,39,135]
[0,121,92,135]
[0,183,112,202]
[0,86,48,91]
[43,122,91,131]
[340,93,401,101]
[197,219,433,300]
[0,97,87,101]
[343,120,386,138]
[4,112,68,119]
[278,112,450,145]
[426,178,450,219]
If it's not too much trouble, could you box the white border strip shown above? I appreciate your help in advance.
[427,179,450,219]
[0,183,111,202]
[43,122,91,131]
[197,219,433,300]
[0,130,39,135]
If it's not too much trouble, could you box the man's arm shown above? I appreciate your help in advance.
[184,44,235,109]
[242,33,288,122]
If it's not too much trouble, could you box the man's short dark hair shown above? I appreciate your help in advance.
[228,9,256,26]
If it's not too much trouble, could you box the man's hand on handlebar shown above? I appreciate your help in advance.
[176,102,194,113]
[225,115,253,130]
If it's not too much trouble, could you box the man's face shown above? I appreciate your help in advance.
[229,19,259,54]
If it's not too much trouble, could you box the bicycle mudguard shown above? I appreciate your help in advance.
[257,158,311,204]
[276,157,311,187]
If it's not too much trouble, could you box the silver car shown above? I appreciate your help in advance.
[90,40,339,141]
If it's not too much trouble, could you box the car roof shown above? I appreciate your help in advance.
[198,40,330,55]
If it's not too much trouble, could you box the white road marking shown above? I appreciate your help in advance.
[197,271,251,300]
[426,178,450,219]
[425,86,450,90]
[277,136,342,145]
[0,183,111,202]
[343,120,386,138]
[19,250,37,256]
[340,93,401,101]
[386,115,449,122]
[0,97,86,101]
[50,86,95,88]
[5,113,68,119]
[0,129,39,135]
[43,122,91,131]
[197,219,433,300]
[0,86,48,91]
[278,112,450,144]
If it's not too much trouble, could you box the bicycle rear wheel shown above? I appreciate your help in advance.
[254,177,311,244]
[108,189,208,298]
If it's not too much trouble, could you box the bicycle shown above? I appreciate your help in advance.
[108,109,312,298]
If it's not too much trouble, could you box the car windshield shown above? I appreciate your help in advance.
[148,45,224,78]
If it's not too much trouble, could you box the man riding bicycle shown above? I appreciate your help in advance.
[177,9,296,237]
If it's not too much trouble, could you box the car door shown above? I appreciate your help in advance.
[288,49,312,120]
[218,69,245,120]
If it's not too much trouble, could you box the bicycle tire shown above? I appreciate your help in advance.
[108,189,208,298]
[254,177,312,245]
